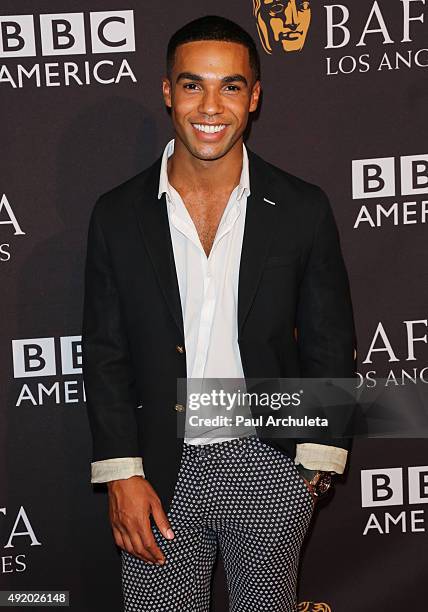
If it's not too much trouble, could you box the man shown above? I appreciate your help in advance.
[82,14,356,612]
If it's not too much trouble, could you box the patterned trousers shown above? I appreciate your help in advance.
[122,434,314,612]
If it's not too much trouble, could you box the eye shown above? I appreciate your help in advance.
[269,2,285,15]
[182,83,241,92]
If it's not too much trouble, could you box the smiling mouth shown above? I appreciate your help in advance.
[192,123,228,134]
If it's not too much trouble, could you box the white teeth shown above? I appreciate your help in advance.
[193,124,226,133]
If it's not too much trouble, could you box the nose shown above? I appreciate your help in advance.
[286,0,299,25]
[197,87,224,117]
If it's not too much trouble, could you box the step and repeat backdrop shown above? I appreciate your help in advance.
[1,1,427,611]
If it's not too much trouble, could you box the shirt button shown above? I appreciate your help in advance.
[174,403,185,412]
[175,344,185,354]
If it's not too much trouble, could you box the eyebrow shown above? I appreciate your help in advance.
[176,72,248,87]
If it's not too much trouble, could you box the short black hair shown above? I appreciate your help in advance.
[166,15,261,85]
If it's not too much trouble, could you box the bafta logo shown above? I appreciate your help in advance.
[297,601,332,612]
[298,603,332,612]
[253,0,311,53]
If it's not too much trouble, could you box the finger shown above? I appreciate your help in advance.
[128,523,159,564]
[301,478,316,505]
[152,501,175,540]
[112,525,126,550]
[121,525,156,564]
[140,515,165,565]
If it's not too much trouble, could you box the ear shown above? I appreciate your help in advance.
[162,77,172,109]
[249,80,261,113]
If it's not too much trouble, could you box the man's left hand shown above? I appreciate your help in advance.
[300,475,318,504]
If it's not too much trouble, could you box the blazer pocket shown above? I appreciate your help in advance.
[264,253,300,269]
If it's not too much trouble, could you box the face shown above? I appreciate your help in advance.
[255,0,311,53]
[162,40,261,161]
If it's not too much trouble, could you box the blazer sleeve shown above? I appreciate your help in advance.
[295,186,357,453]
[82,199,141,462]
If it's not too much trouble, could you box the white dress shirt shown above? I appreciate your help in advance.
[90,139,348,483]
[162,138,255,446]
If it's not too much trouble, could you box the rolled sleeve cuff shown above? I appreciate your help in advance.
[91,457,145,483]
[294,443,348,474]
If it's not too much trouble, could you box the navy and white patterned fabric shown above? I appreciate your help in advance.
[122,434,314,611]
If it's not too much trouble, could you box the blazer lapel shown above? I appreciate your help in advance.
[238,147,279,338]
[132,146,280,341]
[132,155,185,338]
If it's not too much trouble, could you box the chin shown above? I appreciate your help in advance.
[195,146,230,161]
[194,149,225,160]
[281,40,303,52]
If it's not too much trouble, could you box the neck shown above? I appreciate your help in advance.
[167,136,243,196]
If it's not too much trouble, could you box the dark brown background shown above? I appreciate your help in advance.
[1,1,427,610]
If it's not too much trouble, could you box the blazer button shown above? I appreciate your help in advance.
[175,344,185,354]
[174,403,185,412]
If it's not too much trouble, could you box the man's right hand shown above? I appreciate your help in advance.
[107,476,174,565]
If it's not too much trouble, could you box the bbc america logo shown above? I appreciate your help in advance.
[361,467,428,507]
[12,336,82,377]
[0,11,135,57]
[12,336,85,406]
[361,466,428,536]
[0,11,137,88]
[351,154,428,229]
